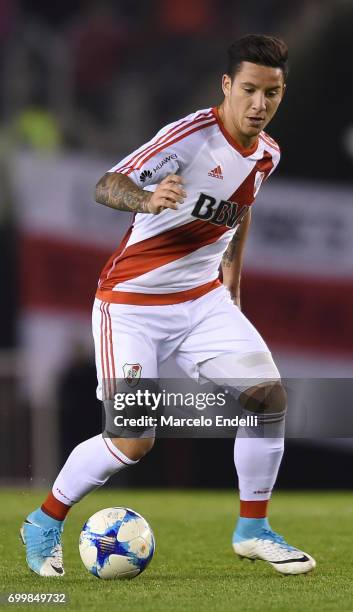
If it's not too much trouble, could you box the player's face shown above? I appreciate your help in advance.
[221,61,285,147]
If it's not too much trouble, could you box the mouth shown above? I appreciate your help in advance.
[246,116,265,127]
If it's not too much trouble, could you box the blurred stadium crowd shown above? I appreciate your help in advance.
[1,0,352,346]
[0,0,351,160]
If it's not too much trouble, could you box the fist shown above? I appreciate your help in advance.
[146,174,186,214]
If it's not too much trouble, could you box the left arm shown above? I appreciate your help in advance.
[221,209,252,309]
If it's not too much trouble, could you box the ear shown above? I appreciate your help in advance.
[281,83,287,100]
[222,74,232,99]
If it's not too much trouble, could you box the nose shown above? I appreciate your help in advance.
[251,91,266,111]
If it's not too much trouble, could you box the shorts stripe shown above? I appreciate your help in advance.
[100,302,115,400]
[104,303,112,398]
[99,302,107,400]
[106,303,116,395]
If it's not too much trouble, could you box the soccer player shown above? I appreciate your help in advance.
[21,34,315,576]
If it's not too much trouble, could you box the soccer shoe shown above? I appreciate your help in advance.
[20,519,65,577]
[232,523,316,575]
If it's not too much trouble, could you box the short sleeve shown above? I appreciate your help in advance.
[106,108,214,188]
[108,130,187,188]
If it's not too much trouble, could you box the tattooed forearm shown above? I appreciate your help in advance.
[95,172,152,213]
[222,233,241,267]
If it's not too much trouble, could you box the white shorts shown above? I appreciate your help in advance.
[92,285,278,401]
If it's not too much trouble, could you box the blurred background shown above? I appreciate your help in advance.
[1,0,353,491]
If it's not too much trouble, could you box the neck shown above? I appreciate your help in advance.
[218,102,257,150]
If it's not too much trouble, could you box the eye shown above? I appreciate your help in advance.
[267,91,279,98]
[244,88,254,94]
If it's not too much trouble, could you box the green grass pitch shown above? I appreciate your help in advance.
[1,489,353,612]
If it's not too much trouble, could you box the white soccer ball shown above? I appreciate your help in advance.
[79,507,155,579]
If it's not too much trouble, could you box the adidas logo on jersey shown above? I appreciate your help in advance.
[139,170,153,182]
[208,165,223,179]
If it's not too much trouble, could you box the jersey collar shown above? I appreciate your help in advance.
[212,106,259,158]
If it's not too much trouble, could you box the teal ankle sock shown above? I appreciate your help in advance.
[235,517,270,539]
[27,508,64,531]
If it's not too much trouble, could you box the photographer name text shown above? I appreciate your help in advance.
[112,414,258,428]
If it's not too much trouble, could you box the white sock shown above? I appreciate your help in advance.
[52,435,137,505]
[234,411,285,501]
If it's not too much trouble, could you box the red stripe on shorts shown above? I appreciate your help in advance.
[99,302,107,400]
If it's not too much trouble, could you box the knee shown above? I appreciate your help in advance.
[239,382,287,415]
[110,437,155,461]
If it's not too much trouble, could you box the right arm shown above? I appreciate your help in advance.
[95,172,186,215]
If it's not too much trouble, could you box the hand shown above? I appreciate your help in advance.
[146,174,186,214]
[225,284,241,309]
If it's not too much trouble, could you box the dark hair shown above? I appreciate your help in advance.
[227,34,289,81]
